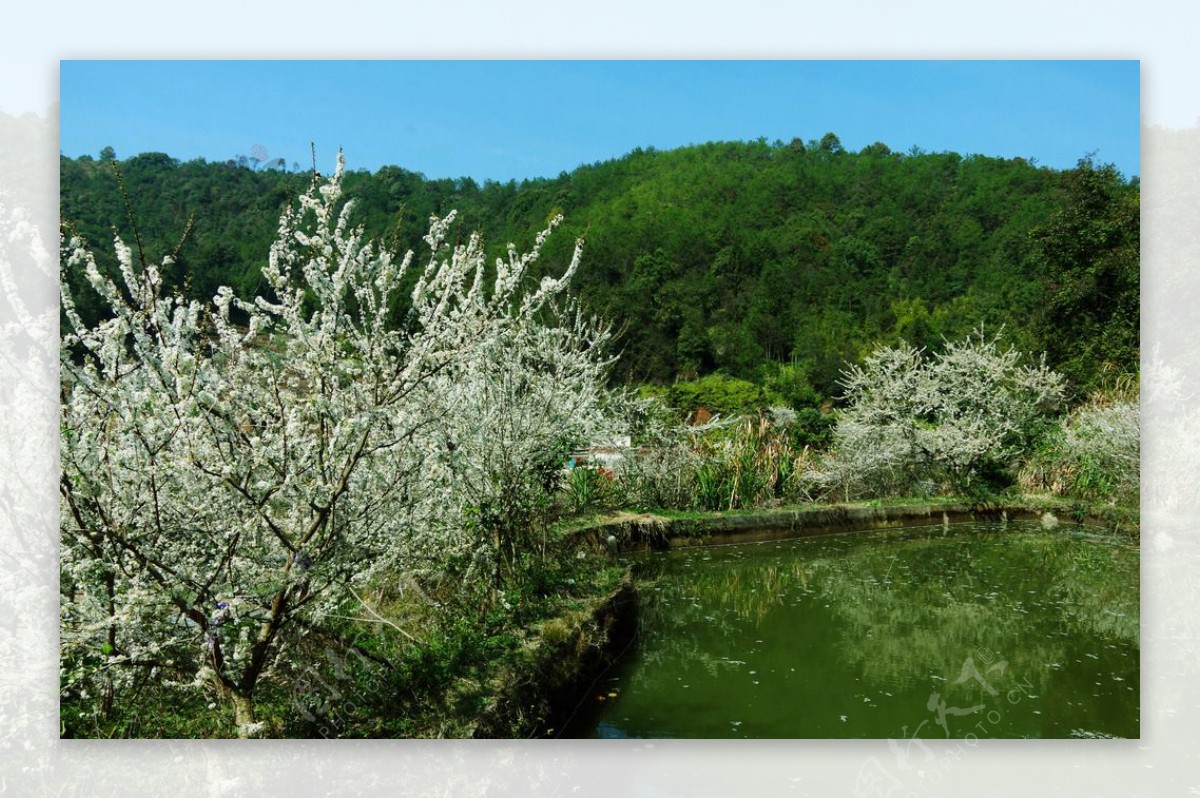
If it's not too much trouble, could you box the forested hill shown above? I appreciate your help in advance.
[60,134,1139,399]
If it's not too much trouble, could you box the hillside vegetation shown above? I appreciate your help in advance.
[61,134,1138,402]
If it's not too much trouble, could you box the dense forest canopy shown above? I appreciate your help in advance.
[60,134,1140,402]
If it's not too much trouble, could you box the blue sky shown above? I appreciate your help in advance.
[59,60,1140,182]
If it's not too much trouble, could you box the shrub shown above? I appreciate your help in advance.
[666,373,775,418]
[1021,398,1139,505]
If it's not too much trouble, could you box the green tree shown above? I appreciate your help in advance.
[819,132,844,154]
[1029,157,1139,392]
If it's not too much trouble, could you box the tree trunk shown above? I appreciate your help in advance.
[230,690,260,738]
[102,569,117,719]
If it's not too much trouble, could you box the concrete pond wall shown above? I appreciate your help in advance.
[567,499,1133,554]
[468,576,638,739]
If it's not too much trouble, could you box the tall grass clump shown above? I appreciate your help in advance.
[618,406,815,512]
[1021,385,1139,506]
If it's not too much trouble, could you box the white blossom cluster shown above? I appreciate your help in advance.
[408,299,624,588]
[59,153,618,735]
[1061,399,1140,502]
[1,190,58,764]
[1142,350,1195,513]
[820,331,1067,499]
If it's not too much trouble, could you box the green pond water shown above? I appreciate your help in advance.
[562,521,1139,739]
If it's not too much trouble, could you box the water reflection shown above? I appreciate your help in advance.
[565,522,1139,739]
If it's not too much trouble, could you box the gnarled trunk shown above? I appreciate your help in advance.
[210,663,262,738]
[230,689,260,738]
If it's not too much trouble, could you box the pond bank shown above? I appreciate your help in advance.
[567,497,1138,553]
[467,573,638,738]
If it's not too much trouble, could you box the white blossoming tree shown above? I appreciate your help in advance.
[824,331,1067,499]
[59,154,609,736]
[1,190,58,766]
[413,297,623,596]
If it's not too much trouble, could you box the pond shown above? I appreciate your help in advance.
[562,521,1139,739]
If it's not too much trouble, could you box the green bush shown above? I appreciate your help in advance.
[667,373,776,418]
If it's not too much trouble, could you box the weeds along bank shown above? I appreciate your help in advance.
[568,341,1138,522]
[59,156,1137,738]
